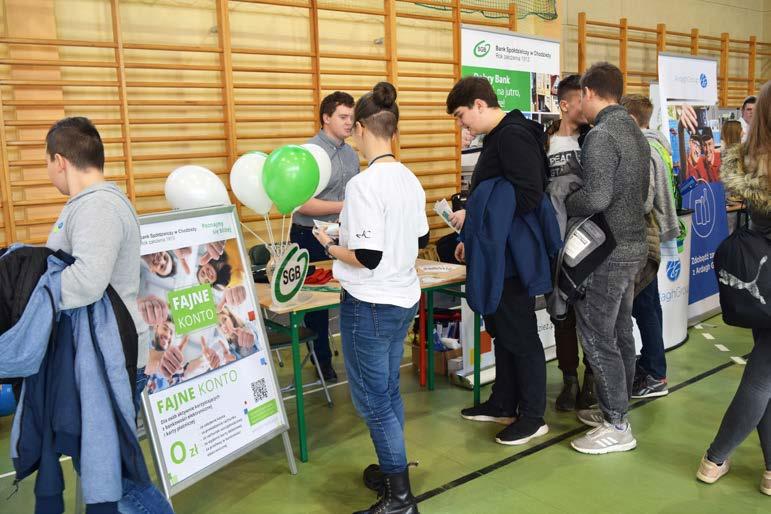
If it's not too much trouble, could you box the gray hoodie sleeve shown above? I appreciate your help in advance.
[650,149,679,242]
[566,127,618,216]
[60,197,126,309]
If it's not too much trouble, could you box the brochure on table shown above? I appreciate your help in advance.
[138,205,294,499]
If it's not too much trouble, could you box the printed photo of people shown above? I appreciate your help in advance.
[530,73,560,114]
[138,238,262,394]
[671,105,723,183]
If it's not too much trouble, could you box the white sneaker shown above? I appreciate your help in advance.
[571,421,637,455]
[576,408,604,427]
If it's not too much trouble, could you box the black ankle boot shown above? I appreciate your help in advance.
[363,464,384,492]
[353,469,419,514]
[555,375,579,411]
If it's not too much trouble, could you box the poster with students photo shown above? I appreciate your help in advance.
[139,236,261,394]
[138,206,288,491]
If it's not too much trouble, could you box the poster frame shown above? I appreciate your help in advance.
[138,205,297,501]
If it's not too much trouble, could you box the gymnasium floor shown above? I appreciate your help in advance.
[1,316,769,513]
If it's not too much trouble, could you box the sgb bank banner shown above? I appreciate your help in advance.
[461,25,560,126]
[138,206,288,493]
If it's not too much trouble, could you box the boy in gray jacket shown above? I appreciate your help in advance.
[566,63,650,455]
[45,117,144,407]
[620,94,679,400]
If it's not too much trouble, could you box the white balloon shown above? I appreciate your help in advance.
[301,144,332,197]
[229,152,272,215]
[165,165,231,210]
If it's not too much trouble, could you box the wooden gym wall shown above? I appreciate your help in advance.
[0,0,544,248]
[575,12,770,103]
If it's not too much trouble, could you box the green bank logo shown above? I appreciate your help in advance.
[473,40,491,57]
[167,284,218,335]
[272,244,310,304]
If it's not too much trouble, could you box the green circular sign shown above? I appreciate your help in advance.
[272,244,310,304]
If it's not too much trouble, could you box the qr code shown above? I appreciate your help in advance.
[251,378,268,402]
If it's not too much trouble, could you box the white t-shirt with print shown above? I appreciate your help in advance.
[547,134,581,179]
[333,162,428,308]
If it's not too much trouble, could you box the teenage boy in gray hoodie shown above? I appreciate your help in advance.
[566,63,650,455]
[45,117,144,408]
[620,94,679,401]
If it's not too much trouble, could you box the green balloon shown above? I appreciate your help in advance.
[262,145,320,214]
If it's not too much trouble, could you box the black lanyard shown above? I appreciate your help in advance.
[368,153,395,167]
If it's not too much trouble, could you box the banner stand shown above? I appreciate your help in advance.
[459,24,561,372]
[137,205,296,505]
[656,52,727,325]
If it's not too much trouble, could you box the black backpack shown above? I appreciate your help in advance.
[713,226,771,328]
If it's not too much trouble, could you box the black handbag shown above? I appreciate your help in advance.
[713,224,771,328]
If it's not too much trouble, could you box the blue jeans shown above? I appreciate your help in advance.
[340,289,418,474]
[118,479,174,514]
[632,276,667,380]
[574,256,645,425]
[290,224,332,364]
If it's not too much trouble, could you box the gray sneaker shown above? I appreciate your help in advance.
[576,408,604,427]
[571,422,637,455]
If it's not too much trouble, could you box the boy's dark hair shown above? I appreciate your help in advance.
[557,74,582,102]
[580,62,624,102]
[45,117,105,170]
[446,76,500,114]
[213,264,233,288]
[697,126,714,141]
[354,82,400,139]
[742,96,757,110]
[319,91,355,126]
[620,94,654,128]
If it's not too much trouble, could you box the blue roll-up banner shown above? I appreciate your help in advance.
[657,53,726,323]
[681,180,729,319]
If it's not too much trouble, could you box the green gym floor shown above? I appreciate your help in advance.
[2,316,769,513]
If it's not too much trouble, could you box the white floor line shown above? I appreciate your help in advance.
[702,333,715,340]
[284,362,413,401]
[1,456,72,480]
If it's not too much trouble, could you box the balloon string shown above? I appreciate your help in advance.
[240,222,270,248]
[281,215,286,250]
[286,212,293,255]
[263,215,277,259]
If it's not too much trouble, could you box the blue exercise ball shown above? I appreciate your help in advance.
[0,384,16,417]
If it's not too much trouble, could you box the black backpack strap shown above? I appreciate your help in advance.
[105,286,138,390]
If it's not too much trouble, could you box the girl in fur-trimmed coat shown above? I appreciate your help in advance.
[696,81,771,495]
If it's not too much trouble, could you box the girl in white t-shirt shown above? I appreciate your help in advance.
[313,82,427,514]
